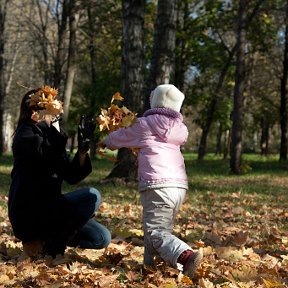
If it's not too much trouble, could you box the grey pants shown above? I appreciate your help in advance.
[140,187,191,268]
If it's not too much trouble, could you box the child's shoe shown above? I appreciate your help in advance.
[179,248,203,279]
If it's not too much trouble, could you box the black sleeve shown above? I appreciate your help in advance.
[62,151,92,184]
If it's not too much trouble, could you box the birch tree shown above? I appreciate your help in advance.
[0,0,10,155]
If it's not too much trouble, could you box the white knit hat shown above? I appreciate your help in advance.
[150,84,185,112]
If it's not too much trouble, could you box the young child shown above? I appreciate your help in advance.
[98,84,203,279]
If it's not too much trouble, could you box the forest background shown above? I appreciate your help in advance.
[0,0,288,287]
[1,0,288,174]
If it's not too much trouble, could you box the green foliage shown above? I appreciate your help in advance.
[69,0,123,132]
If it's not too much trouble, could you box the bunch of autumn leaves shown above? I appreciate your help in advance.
[97,92,137,133]
[28,85,63,122]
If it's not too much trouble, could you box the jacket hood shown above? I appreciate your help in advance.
[143,108,187,144]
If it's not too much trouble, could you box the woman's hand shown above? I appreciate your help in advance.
[42,114,53,126]
[41,114,60,132]
[96,140,106,150]
[78,115,96,153]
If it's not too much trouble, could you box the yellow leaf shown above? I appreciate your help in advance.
[121,114,137,128]
[0,274,14,286]
[129,229,144,237]
[198,278,214,288]
[111,92,124,103]
[181,274,193,285]
[280,254,288,264]
[215,246,244,261]
[262,278,283,288]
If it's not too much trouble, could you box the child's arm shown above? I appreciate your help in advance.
[102,120,143,150]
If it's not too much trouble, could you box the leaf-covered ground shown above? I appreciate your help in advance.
[0,156,288,287]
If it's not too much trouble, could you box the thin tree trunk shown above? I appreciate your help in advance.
[2,29,20,153]
[230,0,247,174]
[0,0,9,155]
[53,0,68,88]
[260,117,269,156]
[87,5,98,159]
[223,129,230,160]
[35,0,50,83]
[279,0,288,161]
[215,122,222,155]
[87,6,97,112]
[63,0,78,124]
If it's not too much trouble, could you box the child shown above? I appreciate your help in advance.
[98,84,203,279]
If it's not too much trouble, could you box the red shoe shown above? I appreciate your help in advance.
[181,248,203,279]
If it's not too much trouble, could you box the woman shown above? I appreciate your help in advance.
[8,86,111,258]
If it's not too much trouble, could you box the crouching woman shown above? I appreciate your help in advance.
[8,87,111,258]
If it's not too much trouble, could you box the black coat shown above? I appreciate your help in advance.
[8,121,92,243]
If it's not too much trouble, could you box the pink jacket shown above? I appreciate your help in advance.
[104,108,188,191]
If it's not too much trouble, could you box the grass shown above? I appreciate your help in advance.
[1,152,288,195]
[1,152,287,210]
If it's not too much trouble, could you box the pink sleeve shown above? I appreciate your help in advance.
[103,120,143,150]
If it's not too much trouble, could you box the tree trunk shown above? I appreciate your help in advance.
[2,17,19,153]
[230,0,247,174]
[279,0,288,161]
[35,0,50,83]
[215,122,222,156]
[223,129,230,160]
[144,0,178,111]
[174,0,189,92]
[63,0,78,124]
[53,0,68,88]
[87,5,98,159]
[106,0,145,181]
[121,0,145,112]
[0,0,9,155]
[260,117,269,156]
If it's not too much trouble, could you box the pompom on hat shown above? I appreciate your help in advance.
[150,84,185,112]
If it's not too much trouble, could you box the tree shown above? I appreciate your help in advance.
[0,0,10,155]
[53,0,69,88]
[62,0,78,123]
[196,0,264,161]
[144,0,178,111]
[174,0,193,92]
[230,0,247,174]
[279,0,288,161]
[105,0,145,181]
